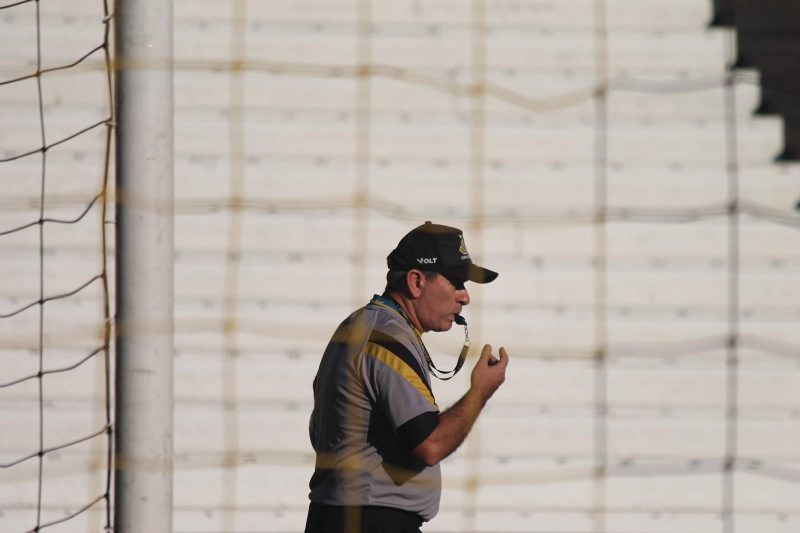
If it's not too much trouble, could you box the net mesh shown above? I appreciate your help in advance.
[0,0,113,531]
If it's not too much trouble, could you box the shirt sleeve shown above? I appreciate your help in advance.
[361,329,439,448]
[396,411,439,449]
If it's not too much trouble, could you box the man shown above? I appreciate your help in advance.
[305,221,509,533]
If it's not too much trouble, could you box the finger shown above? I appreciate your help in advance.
[496,347,509,368]
[480,344,493,362]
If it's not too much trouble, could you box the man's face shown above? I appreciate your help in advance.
[415,273,470,332]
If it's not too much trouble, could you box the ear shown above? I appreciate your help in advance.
[405,269,426,298]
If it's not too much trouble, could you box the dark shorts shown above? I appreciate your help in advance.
[305,502,423,533]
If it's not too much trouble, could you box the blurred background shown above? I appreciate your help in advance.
[1,0,799,532]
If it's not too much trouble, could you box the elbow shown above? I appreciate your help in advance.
[419,452,439,468]
[413,440,442,467]
[405,412,445,466]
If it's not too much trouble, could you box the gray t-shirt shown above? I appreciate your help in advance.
[308,296,442,521]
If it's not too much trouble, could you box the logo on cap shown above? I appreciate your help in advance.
[458,234,469,258]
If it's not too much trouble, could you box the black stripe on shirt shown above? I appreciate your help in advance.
[368,329,432,397]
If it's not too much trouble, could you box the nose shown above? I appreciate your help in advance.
[457,287,470,306]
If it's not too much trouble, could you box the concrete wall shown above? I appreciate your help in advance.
[1,1,799,532]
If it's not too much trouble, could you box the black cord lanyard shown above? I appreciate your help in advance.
[371,295,470,381]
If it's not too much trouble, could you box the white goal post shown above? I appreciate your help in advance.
[113,0,175,531]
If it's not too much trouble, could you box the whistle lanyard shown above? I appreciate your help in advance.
[371,295,470,380]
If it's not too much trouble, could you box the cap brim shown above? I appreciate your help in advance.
[445,264,497,284]
[467,263,498,284]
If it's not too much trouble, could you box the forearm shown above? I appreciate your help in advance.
[413,344,508,467]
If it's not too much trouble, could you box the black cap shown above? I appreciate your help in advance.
[387,221,498,284]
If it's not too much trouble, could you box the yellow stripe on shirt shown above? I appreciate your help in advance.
[364,342,438,410]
